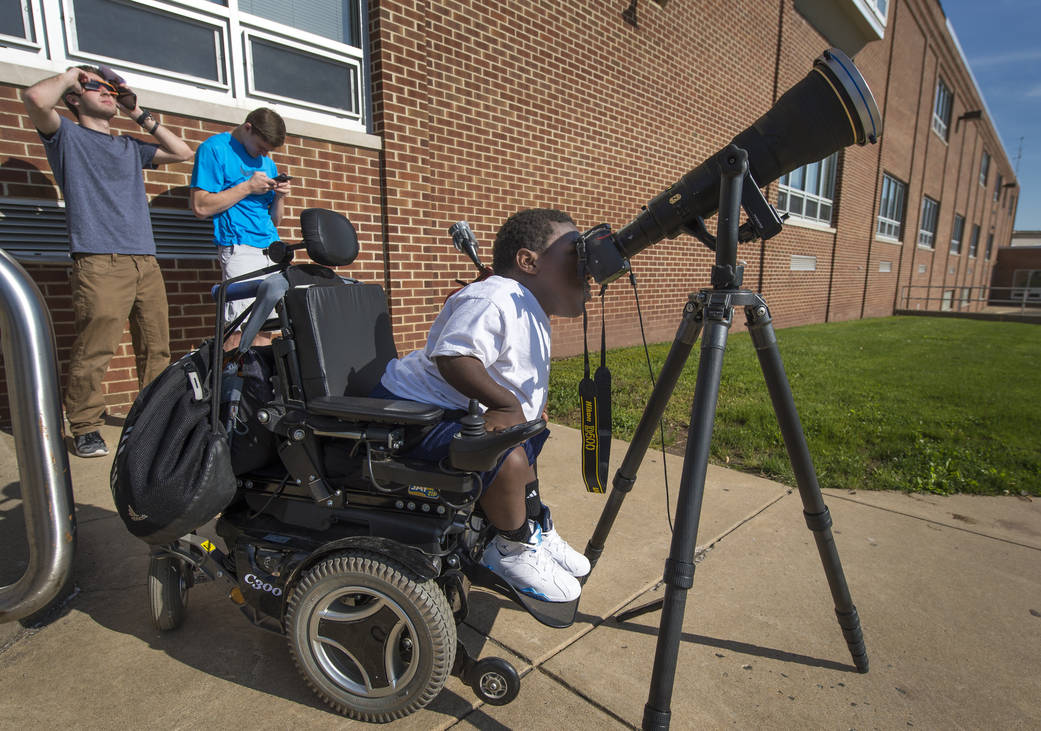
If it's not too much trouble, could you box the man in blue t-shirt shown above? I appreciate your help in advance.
[190,108,290,332]
[22,65,193,458]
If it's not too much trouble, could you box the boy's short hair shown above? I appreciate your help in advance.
[492,208,576,274]
[244,107,286,148]
[63,64,103,118]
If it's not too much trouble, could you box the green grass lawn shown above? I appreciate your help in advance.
[547,315,1041,496]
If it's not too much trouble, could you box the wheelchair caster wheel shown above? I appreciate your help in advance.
[148,555,191,631]
[470,657,520,706]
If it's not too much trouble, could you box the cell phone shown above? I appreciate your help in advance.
[273,173,292,183]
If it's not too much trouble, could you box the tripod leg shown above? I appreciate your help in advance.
[584,297,704,575]
[644,309,732,731]
[745,301,869,672]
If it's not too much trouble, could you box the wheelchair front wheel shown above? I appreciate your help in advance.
[148,554,190,631]
[286,550,457,722]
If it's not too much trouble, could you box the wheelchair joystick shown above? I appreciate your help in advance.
[459,399,486,437]
[450,400,547,473]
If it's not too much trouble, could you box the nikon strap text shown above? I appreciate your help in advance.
[579,287,611,493]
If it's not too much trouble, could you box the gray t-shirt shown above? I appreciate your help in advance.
[41,116,159,255]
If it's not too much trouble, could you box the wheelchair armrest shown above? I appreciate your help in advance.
[449,418,547,472]
[308,395,444,426]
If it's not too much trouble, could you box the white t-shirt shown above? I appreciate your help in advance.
[381,276,551,421]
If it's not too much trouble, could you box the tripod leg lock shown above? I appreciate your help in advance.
[663,557,696,589]
[613,473,636,494]
[642,706,671,730]
[803,507,833,532]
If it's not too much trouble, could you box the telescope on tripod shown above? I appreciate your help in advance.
[575,48,881,730]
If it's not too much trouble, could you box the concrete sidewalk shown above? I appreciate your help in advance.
[2,421,1040,729]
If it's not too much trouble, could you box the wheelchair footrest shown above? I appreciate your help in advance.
[466,561,579,629]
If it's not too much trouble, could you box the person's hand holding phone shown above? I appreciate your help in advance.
[272,172,292,196]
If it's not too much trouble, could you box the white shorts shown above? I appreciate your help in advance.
[218,245,273,326]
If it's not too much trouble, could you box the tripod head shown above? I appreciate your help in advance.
[576,48,882,287]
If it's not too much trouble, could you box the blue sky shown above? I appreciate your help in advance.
[939,0,1040,230]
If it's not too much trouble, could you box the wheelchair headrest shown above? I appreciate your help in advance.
[300,208,359,267]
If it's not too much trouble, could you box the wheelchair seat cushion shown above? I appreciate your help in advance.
[285,282,397,401]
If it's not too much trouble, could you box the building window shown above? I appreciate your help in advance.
[879,261,892,273]
[0,0,369,131]
[979,151,990,186]
[917,196,939,249]
[985,230,994,259]
[993,173,1003,202]
[877,173,906,241]
[969,224,980,257]
[869,0,888,19]
[950,214,965,255]
[941,290,954,311]
[932,78,953,140]
[777,154,838,225]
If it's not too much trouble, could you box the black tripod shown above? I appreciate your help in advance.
[583,146,868,730]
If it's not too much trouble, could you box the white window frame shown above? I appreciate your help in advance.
[877,173,906,242]
[0,0,371,136]
[931,78,953,141]
[968,224,980,258]
[993,173,1003,202]
[243,26,363,122]
[979,151,990,186]
[917,196,939,249]
[950,214,964,255]
[62,0,232,90]
[0,0,45,51]
[777,153,838,226]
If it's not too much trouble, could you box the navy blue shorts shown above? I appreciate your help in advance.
[370,383,549,492]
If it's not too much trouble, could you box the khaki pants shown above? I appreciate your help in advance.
[65,254,170,436]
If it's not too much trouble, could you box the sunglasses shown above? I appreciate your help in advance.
[81,79,118,94]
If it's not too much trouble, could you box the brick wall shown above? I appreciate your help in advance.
[0,0,1021,426]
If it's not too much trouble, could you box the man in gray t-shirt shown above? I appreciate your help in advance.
[23,65,193,458]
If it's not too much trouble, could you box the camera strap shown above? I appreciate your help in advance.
[579,286,611,493]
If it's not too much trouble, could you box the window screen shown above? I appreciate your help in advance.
[240,0,361,46]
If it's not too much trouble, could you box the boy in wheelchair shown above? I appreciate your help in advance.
[371,208,591,602]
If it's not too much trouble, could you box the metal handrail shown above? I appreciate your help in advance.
[0,248,76,623]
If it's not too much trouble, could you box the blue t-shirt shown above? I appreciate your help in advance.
[40,117,159,255]
[190,131,278,248]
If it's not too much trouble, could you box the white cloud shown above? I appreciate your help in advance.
[969,49,1041,68]
[1028,84,1041,98]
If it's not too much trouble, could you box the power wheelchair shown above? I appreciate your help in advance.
[143,208,579,721]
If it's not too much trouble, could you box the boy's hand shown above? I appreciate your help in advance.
[245,171,275,195]
[97,65,137,111]
[482,404,526,432]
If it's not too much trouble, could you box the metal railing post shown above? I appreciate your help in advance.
[0,248,76,623]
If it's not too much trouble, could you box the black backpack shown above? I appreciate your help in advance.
[110,340,237,544]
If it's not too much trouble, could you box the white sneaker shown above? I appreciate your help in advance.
[541,527,591,578]
[481,524,581,602]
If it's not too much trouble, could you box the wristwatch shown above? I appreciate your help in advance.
[135,109,160,134]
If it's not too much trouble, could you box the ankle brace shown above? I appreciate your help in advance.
[524,478,542,521]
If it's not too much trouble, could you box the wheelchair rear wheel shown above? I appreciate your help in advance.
[286,550,457,722]
[148,554,190,631]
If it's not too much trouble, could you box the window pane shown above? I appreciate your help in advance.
[805,161,819,195]
[0,0,27,39]
[73,0,223,82]
[240,0,361,46]
[251,38,358,112]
